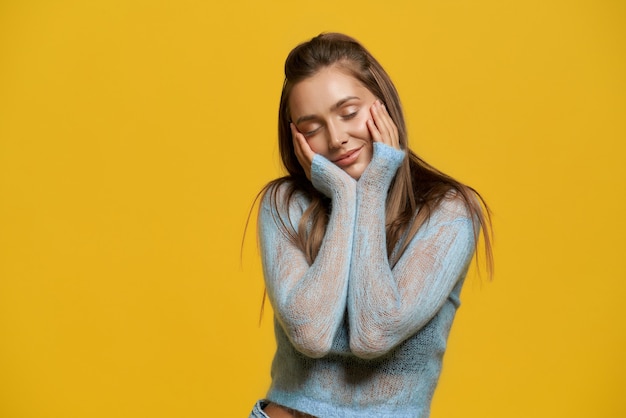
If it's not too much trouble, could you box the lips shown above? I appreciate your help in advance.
[333,147,362,168]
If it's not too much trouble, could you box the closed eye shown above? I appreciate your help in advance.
[339,104,360,120]
[303,127,321,138]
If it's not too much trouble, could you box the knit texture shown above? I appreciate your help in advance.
[258,143,477,418]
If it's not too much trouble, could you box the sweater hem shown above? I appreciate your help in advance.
[266,390,426,418]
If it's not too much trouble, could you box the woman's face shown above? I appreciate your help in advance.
[289,66,377,180]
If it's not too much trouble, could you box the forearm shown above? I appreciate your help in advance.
[347,178,402,358]
[260,159,357,358]
[347,144,476,359]
[348,192,477,359]
[346,143,404,357]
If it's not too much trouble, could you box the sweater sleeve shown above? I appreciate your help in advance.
[259,155,357,358]
[348,143,477,359]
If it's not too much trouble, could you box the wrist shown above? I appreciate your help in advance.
[358,143,405,191]
[311,154,356,198]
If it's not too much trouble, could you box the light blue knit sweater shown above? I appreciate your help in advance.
[258,143,476,418]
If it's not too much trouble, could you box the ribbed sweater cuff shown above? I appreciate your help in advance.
[311,154,356,198]
[358,143,405,193]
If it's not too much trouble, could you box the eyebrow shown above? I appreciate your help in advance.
[295,96,360,125]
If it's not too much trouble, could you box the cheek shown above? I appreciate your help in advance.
[354,114,372,139]
[306,136,327,155]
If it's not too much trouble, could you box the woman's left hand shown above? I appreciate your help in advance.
[366,100,400,150]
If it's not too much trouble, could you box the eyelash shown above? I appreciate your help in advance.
[304,128,320,138]
[303,110,359,137]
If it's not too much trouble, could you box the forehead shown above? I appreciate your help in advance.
[288,67,374,117]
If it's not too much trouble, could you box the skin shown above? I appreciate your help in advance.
[288,65,400,181]
[262,403,315,418]
[264,66,401,418]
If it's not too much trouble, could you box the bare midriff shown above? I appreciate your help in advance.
[263,402,317,418]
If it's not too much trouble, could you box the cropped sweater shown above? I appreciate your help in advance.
[258,143,477,418]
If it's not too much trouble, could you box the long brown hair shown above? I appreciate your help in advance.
[260,32,493,274]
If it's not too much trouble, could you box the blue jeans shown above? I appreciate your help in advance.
[249,400,270,418]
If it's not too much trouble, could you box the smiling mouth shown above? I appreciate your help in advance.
[333,147,362,167]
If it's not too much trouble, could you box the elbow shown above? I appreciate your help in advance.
[349,330,397,359]
[295,342,332,359]
[349,310,403,359]
[288,327,334,359]
[276,299,341,359]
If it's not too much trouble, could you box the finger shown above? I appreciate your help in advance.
[370,101,400,149]
[290,123,307,164]
[373,101,399,147]
[379,102,399,148]
[371,101,391,144]
[291,123,314,179]
[291,123,315,162]
[366,118,383,143]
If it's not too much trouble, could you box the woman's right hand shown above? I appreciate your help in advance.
[291,123,315,180]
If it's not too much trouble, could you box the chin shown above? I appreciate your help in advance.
[345,167,366,180]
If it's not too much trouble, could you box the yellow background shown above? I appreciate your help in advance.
[1,1,624,417]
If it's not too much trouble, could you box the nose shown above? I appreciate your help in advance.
[327,122,347,149]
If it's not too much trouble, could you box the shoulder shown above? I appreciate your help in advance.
[438,189,472,216]
[260,178,311,219]
[427,189,479,228]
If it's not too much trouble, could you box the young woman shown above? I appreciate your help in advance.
[250,33,492,418]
